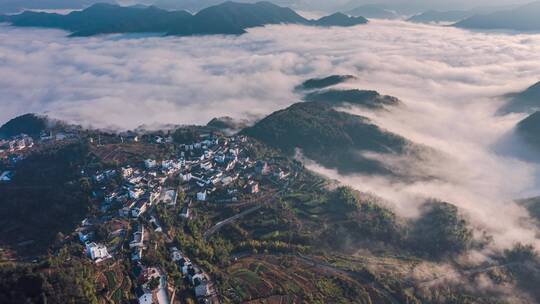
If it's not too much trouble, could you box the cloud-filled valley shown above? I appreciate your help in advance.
[2,19,540,252]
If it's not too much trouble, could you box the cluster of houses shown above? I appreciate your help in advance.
[0,134,34,153]
[72,132,293,304]
[170,247,216,303]
[92,158,182,220]
[176,135,290,209]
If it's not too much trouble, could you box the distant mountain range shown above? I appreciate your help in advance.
[0,0,114,14]
[454,1,540,31]
[0,2,368,37]
[408,10,473,23]
[297,75,356,91]
[345,4,399,20]
[499,81,540,115]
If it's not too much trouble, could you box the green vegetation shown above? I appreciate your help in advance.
[297,75,356,91]
[242,101,409,175]
[304,89,400,109]
[0,142,93,255]
[0,245,99,304]
[408,200,473,258]
[0,113,47,139]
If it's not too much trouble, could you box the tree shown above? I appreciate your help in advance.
[147,277,160,291]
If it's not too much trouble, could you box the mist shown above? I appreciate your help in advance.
[2,20,540,250]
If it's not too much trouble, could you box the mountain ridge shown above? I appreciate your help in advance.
[454,1,540,31]
[0,1,368,37]
[499,81,540,114]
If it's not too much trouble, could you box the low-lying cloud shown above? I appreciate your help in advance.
[2,20,540,251]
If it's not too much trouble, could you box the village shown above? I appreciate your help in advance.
[73,131,291,304]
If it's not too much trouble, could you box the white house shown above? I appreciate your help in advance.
[144,159,157,169]
[86,242,109,261]
[129,188,144,199]
[131,200,148,218]
[78,230,94,243]
[130,225,145,248]
[170,247,183,262]
[247,181,259,194]
[136,288,152,304]
[121,166,134,178]
[196,191,207,201]
[180,173,192,182]
[0,171,12,182]
[180,206,191,219]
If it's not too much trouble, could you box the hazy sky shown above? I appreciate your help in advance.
[1,0,536,14]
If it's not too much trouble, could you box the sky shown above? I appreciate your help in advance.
[1,20,540,253]
[4,0,535,14]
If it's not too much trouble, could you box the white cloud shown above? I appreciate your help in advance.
[2,20,540,251]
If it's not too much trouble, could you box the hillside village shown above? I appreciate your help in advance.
[3,114,533,304]
[0,124,295,304]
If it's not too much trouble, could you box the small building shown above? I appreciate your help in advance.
[0,171,13,182]
[247,181,259,194]
[170,247,183,262]
[131,199,148,218]
[136,287,152,304]
[255,161,269,175]
[196,191,207,201]
[132,246,143,261]
[129,188,144,199]
[180,206,191,219]
[121,166,134,178]
[86,242,109,261]
[130,225,145,248]
[78,230,94,243]
[144,159,157,169]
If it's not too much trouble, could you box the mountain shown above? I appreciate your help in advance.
[242,99,408,175]
[312,12,367,27]
[149,0,297,12]
[0,3,194,36]
[499,81,540,114]
[454,1,540,31]
[346,4,399,20]
[297,75,356,91]
[517,111,540,148]
[0,0,113,14]
[408,10,473,23]
[304,89,400,110]
[0,2,368,37]
[175,1,306,35]
[207,116,249,131]
[0,113,47,139]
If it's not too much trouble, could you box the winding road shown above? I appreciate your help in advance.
[203,205,263,241]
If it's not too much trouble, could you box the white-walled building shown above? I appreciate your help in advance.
[86,242,110,261]
[197,191,207,201]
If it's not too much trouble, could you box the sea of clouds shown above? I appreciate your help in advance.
[1,19,540,250]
